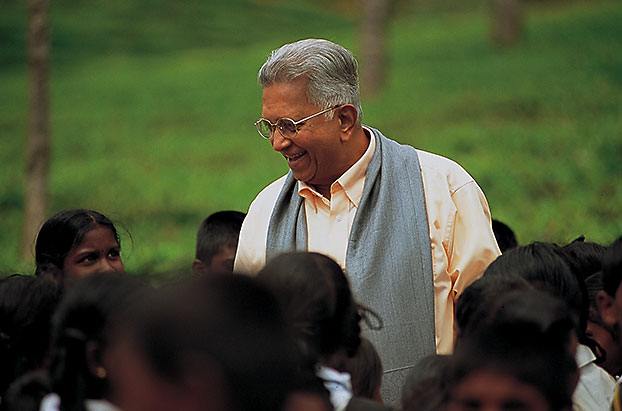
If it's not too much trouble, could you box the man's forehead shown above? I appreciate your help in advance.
[261,80,312,118]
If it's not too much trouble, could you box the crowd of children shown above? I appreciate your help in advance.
[0,208,621,411]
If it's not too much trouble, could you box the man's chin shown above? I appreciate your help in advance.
[291,170,312,183]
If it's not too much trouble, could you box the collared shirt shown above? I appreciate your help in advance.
[316,365,354,411]
[299,129,376,266]
[234,127,500,354]
[40,394,121,411]
[574,344,616,411]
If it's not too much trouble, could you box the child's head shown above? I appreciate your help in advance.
[401,354,451,411]
[257,252,362,367]
[596,237,622,349]
[342,337,383,403]
[585,271,622,376]
[455,274,531,343]
[49,273,146,410]
[108,274,300,411]
[491,219,518,253]
[35,209,124,285]
[193,210,245,275]
[448,290,578,411]
[561,237,606,282]
[483,243,586,340]
[0,275,61,395]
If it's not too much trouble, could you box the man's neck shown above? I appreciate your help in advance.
[312,183,332,200]
[309,126,370,200]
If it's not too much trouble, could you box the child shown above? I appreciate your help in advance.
[35,209,124,287]
[192,211,245,275]
[0,275,61,398]
[447,290,578,411]
[257,252,391,411]
[491,219,518,253]
[41,273,146,411]
[596,239,622,387]
[343,337,384,403]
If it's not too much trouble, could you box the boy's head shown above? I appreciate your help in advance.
[448,290,578,411]
[491,219,518,253]
[483,242,586,339]
[193,211,246,275]
[342,337,384,403]
[455,274,531,343]
[596,237,622,347]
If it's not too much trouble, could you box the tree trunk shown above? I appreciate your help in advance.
[490,0,523,47]
[22,0,51,260]
[360,0,392,98]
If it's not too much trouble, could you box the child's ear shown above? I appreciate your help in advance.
[192,259,207,276]
[596,290,618,328]
[86,341,107,380]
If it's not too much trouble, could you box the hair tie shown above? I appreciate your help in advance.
[358,304,383,331]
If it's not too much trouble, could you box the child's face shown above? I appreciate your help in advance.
[447,369,550,411]
[598,285,622,347]
[62,225,124,282]
[586,320,622,376]
[207,245,237,274]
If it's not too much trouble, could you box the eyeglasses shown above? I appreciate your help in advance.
[254,105,341,140]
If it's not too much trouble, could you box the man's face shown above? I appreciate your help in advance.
[261,77,344,188]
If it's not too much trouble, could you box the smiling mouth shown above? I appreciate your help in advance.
[284,151,306,162]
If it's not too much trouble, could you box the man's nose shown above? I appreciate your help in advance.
[271,129,291,152]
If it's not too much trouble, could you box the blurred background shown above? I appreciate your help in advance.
[1,0,621,278]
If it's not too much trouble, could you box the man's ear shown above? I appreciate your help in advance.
[597,290,618,328]
[337,105,358,141]
[192,259,207,276]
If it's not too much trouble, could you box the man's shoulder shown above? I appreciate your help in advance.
[370,127,474,190]
[414,149,475,194]
[249,173,289,208]
[414,149,468,176]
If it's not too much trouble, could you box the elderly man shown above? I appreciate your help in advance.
[234,38,500,403]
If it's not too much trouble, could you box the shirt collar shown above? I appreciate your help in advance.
[298,127,375,208]
[576,343,597,368]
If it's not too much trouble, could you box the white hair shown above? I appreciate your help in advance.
[258,39,363,121]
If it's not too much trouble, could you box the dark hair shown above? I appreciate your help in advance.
[585,271,606,323]
[124,274,300,411]
[602,237,622,297]
[491,219,518,252]
[583,271,619,366]
[49,273,145,411]
[486,289,578,345]
[450,290,577,411]
[401,354,451,411]
[455,274,531,342]
[195,211,245,264]
[483,243,586,337]
[1,370,50,411]
[35,209,121,278]
[0,275,61,395]
[257,252,362,366]
[561,237,606,282]
[342,337,383,400]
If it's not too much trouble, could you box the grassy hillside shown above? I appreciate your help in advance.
[1,0,621,277]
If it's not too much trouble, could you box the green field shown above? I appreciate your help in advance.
[1,0,621,278]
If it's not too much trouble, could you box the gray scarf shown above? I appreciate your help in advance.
[266,127,435,403]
